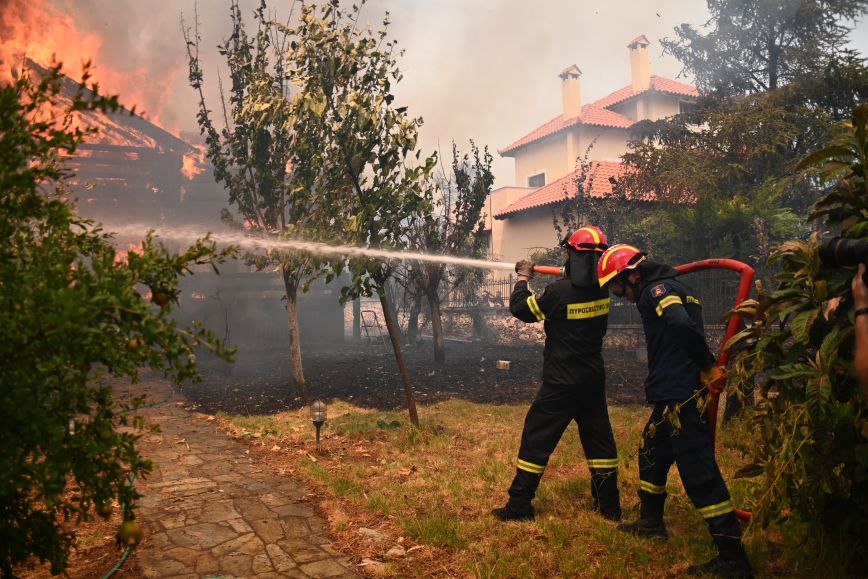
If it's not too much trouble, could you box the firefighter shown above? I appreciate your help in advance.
[597,243,753,578]
[491,226,621,522]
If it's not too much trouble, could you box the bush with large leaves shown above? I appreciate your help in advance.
[0,65,234,575]
[729,104,868,570]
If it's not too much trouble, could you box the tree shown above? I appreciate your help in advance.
[403,142,493,363]
[727,104,868,574]
[617,0,868,267]
[617,88,816,266]
[184,0,336,403]
[0,63,234,576]
[663,0,867,94]
[551,145,645,251]
[287,1,436,426]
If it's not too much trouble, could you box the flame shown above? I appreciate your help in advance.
[0,0,180,134]
[113,242,144,265]
[182,144,207,181]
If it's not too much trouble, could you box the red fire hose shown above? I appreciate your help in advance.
[675,259,754,521]
[533,260,754,521]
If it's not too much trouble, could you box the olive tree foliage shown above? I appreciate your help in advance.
[727,105,868,572]
[285,1,436,426]
[398,142,493,363]
[183,0,338,403]
[0,64,234,576]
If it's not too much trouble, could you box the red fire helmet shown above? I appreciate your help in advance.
[597,243,646,287]
[560,226,608,253]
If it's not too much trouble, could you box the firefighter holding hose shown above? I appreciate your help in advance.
[596,243,753,578]
[491,226,622,522]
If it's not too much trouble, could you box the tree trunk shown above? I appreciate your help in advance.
[352,296,361,341]
[471,307,497,343]
[426,290,446,363]
[407,294,422,346]
[385,279,405,343]
[379,290,419,427]
[282,268,307,403]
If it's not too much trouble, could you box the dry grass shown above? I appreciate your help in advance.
[219,398,790,578]
[15,505,145,579]
[21,396,817,578]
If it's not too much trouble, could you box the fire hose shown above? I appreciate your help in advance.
[533,260,754,521]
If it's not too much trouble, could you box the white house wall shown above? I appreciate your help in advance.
[486,186,535,260]
[577,128,628,163]
[645,93,681,121]
[498,206,561,265]
[513,132,570,187]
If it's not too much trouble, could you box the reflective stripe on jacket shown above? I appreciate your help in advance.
[510,278,609,385]
[635,262,716,402]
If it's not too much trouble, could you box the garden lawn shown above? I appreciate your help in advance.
[219,398,799,578]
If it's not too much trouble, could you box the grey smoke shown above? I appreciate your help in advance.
[48,0,868,187]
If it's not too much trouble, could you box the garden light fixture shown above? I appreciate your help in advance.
[310,400,327,452]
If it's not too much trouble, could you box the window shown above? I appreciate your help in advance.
[679,100,697,115]
[527,172,546,188]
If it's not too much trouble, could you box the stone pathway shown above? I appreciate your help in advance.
[122,379,357,579]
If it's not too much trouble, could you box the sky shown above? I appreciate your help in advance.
[10,0,868,187]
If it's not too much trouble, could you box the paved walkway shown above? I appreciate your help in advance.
[122,379,357,579]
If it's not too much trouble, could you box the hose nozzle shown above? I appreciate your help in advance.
[532,265,564,277]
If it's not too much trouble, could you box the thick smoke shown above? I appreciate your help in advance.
[34,0,712,186]
[15,1,867,184]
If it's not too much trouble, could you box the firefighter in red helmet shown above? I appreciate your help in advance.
[597,244,753,578]
[492,226,622,522]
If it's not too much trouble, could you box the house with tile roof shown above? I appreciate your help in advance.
[485,35,698,264]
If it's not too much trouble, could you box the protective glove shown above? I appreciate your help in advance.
[515,259,535,279]
[700,365,727,394]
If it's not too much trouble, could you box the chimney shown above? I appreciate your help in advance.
[559,65,582,119]
[628,35,651,92]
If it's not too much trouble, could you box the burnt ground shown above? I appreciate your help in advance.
[184,339,648,416]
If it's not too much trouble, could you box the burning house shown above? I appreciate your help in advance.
[13,56,347,353]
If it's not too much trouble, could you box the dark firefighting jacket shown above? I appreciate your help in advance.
[510,278,609,385]
[635,262,717,402]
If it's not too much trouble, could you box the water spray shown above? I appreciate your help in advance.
[103,223,525,273]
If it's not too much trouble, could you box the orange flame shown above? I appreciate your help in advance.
[0,0,180,134]
[182,144,207,181]
[113,242,144,265]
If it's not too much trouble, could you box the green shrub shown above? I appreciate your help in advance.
[729,104,868,572]
[0,63,234,575]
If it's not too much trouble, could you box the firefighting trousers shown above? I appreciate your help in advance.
[507,379,620,516]
[637,397,742,540]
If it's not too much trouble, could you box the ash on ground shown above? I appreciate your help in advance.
[185,339,648,416]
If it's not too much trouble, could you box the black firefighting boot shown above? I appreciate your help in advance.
[616,494,668,539]
[491,497,535,522]
[492,469,540,522]
[590,469,622,521]
[688,514,753,577]
[686,536,753,578]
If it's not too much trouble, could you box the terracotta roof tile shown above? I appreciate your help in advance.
[499,76,698,156]
[494,160,626,218]
[592,75,699,109]
[498,106,633,156]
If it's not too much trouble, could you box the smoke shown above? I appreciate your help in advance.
[7,1,867,185]
[361,0,712,186]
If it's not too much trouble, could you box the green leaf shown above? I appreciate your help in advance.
[789,309,818,345]
[769,364,817,381]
